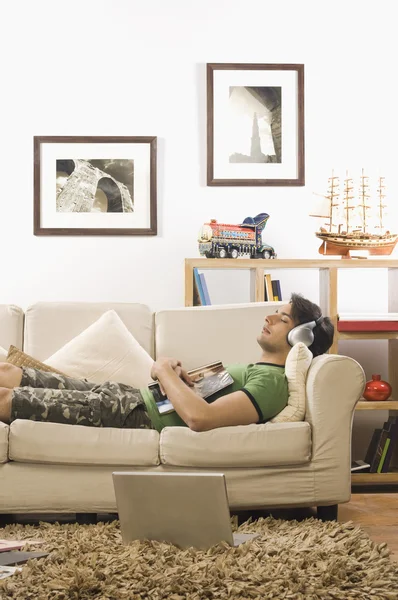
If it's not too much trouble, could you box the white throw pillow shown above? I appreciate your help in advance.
[0,345,8,362]
[270,342,313,423]
[45,310,154,388]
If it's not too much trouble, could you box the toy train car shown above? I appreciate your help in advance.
[198,213,277,259]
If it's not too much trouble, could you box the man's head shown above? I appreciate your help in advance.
[257,293,334,358]
[289,293,334,357]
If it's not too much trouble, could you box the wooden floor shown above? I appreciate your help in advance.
[234,492,398,563]
[338,493,398,563]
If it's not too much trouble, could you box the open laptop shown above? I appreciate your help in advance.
[112,471,259,549]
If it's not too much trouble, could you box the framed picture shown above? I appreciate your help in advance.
[34,136,157,235]
[207,63,304,186]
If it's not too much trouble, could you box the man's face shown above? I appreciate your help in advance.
[257,304,297,352]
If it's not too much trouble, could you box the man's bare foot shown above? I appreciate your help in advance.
[0,363,23,388]
[0,388,12,424]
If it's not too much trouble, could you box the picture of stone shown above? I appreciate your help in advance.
[56,159,134,213]
[228,86,281,164]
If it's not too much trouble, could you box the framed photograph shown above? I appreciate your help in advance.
[207,63,304,186]
[34,136,157,235]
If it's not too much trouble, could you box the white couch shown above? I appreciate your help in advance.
[0,301,365,520]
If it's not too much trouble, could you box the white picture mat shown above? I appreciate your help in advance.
[213,69,299,180]
[40,143,151,229]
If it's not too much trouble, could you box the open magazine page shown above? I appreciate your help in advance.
[149,360,233,415]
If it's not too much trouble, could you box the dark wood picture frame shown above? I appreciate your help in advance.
[34,136,157,236]
[207,63,305,186]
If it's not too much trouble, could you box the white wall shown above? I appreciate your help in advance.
[0,0,396,451]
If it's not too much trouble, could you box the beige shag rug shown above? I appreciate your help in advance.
[1,517,398,600]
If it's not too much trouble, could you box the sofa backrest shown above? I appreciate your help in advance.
[23,302,154,360]
[1,301,285,367]
[0,305,24,353]
[155,301,284,370]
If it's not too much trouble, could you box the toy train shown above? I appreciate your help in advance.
[198,213,277,259]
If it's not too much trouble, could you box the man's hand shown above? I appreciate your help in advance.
[151,357,194,388]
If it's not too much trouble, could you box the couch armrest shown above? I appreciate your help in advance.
[0,421,9,464]
[305,354,365,501]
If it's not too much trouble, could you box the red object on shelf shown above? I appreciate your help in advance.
[363,374,392,401]
[337,320,398,332]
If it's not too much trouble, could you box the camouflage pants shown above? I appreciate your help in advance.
[10,367,154,429]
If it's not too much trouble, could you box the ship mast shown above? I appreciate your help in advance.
[343,171,356,232]
[310,170,340,232]
[359,168,372,233]
[375,176,386,236]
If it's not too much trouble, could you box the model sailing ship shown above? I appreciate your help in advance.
[311,170,398,257]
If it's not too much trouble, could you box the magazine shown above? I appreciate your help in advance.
[149,360,234,415]
[0,539,44,553]
[0,566,22,580]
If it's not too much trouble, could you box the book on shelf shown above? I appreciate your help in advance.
[148,360,234,415]
[199,272,211,305]
[338,312,398,331]
[381,417,398,473]
[339,313,398,321]
[364,417,398,473]
[264,273,273,301]
[193,268,205,306]
[338,321,398,332]
[351,460,370,472]
[264,275,282,301]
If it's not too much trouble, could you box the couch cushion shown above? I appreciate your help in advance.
[0,305,24,352]
[24,302,154,360]
[160,422,311,467]
[155,302,284,369]
[270,342,313,423]
[0,422,9,463]
[0,345,7,362]
[45,310,154,388]
[9,420,160,466]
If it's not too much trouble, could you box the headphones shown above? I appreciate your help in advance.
[287,316,324,348]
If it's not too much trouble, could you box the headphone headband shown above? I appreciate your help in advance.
[315,315,324,326]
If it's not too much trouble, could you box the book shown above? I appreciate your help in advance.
[381,418,398,473]
[199,273,211,305]
[377,437,391,473]
[271,280,279,301]
[193,268,205,306]
[148,360,234,415]
[339,313,398,321]
[275,279,282,301]
[351,460,370,472]
[337,321,398,332]
[264,274,273,301]
[0,539,44,553]
[364,428,382,466]
[0,566,22,580]
[0,551,49,566]
[366,417,398,473]
[370,428,389,472]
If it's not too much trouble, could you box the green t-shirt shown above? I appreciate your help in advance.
[140,362,288,433]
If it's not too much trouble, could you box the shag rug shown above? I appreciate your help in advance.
[1,517,398,600]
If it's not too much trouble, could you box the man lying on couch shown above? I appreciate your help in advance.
[0,294,334,432]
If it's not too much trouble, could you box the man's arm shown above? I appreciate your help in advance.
[152,358,258,432]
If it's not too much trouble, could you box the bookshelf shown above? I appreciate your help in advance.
[185,258,398,488]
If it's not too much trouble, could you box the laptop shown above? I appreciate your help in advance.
[112,471,260,549]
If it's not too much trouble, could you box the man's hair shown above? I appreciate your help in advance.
[289,293,334,357]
